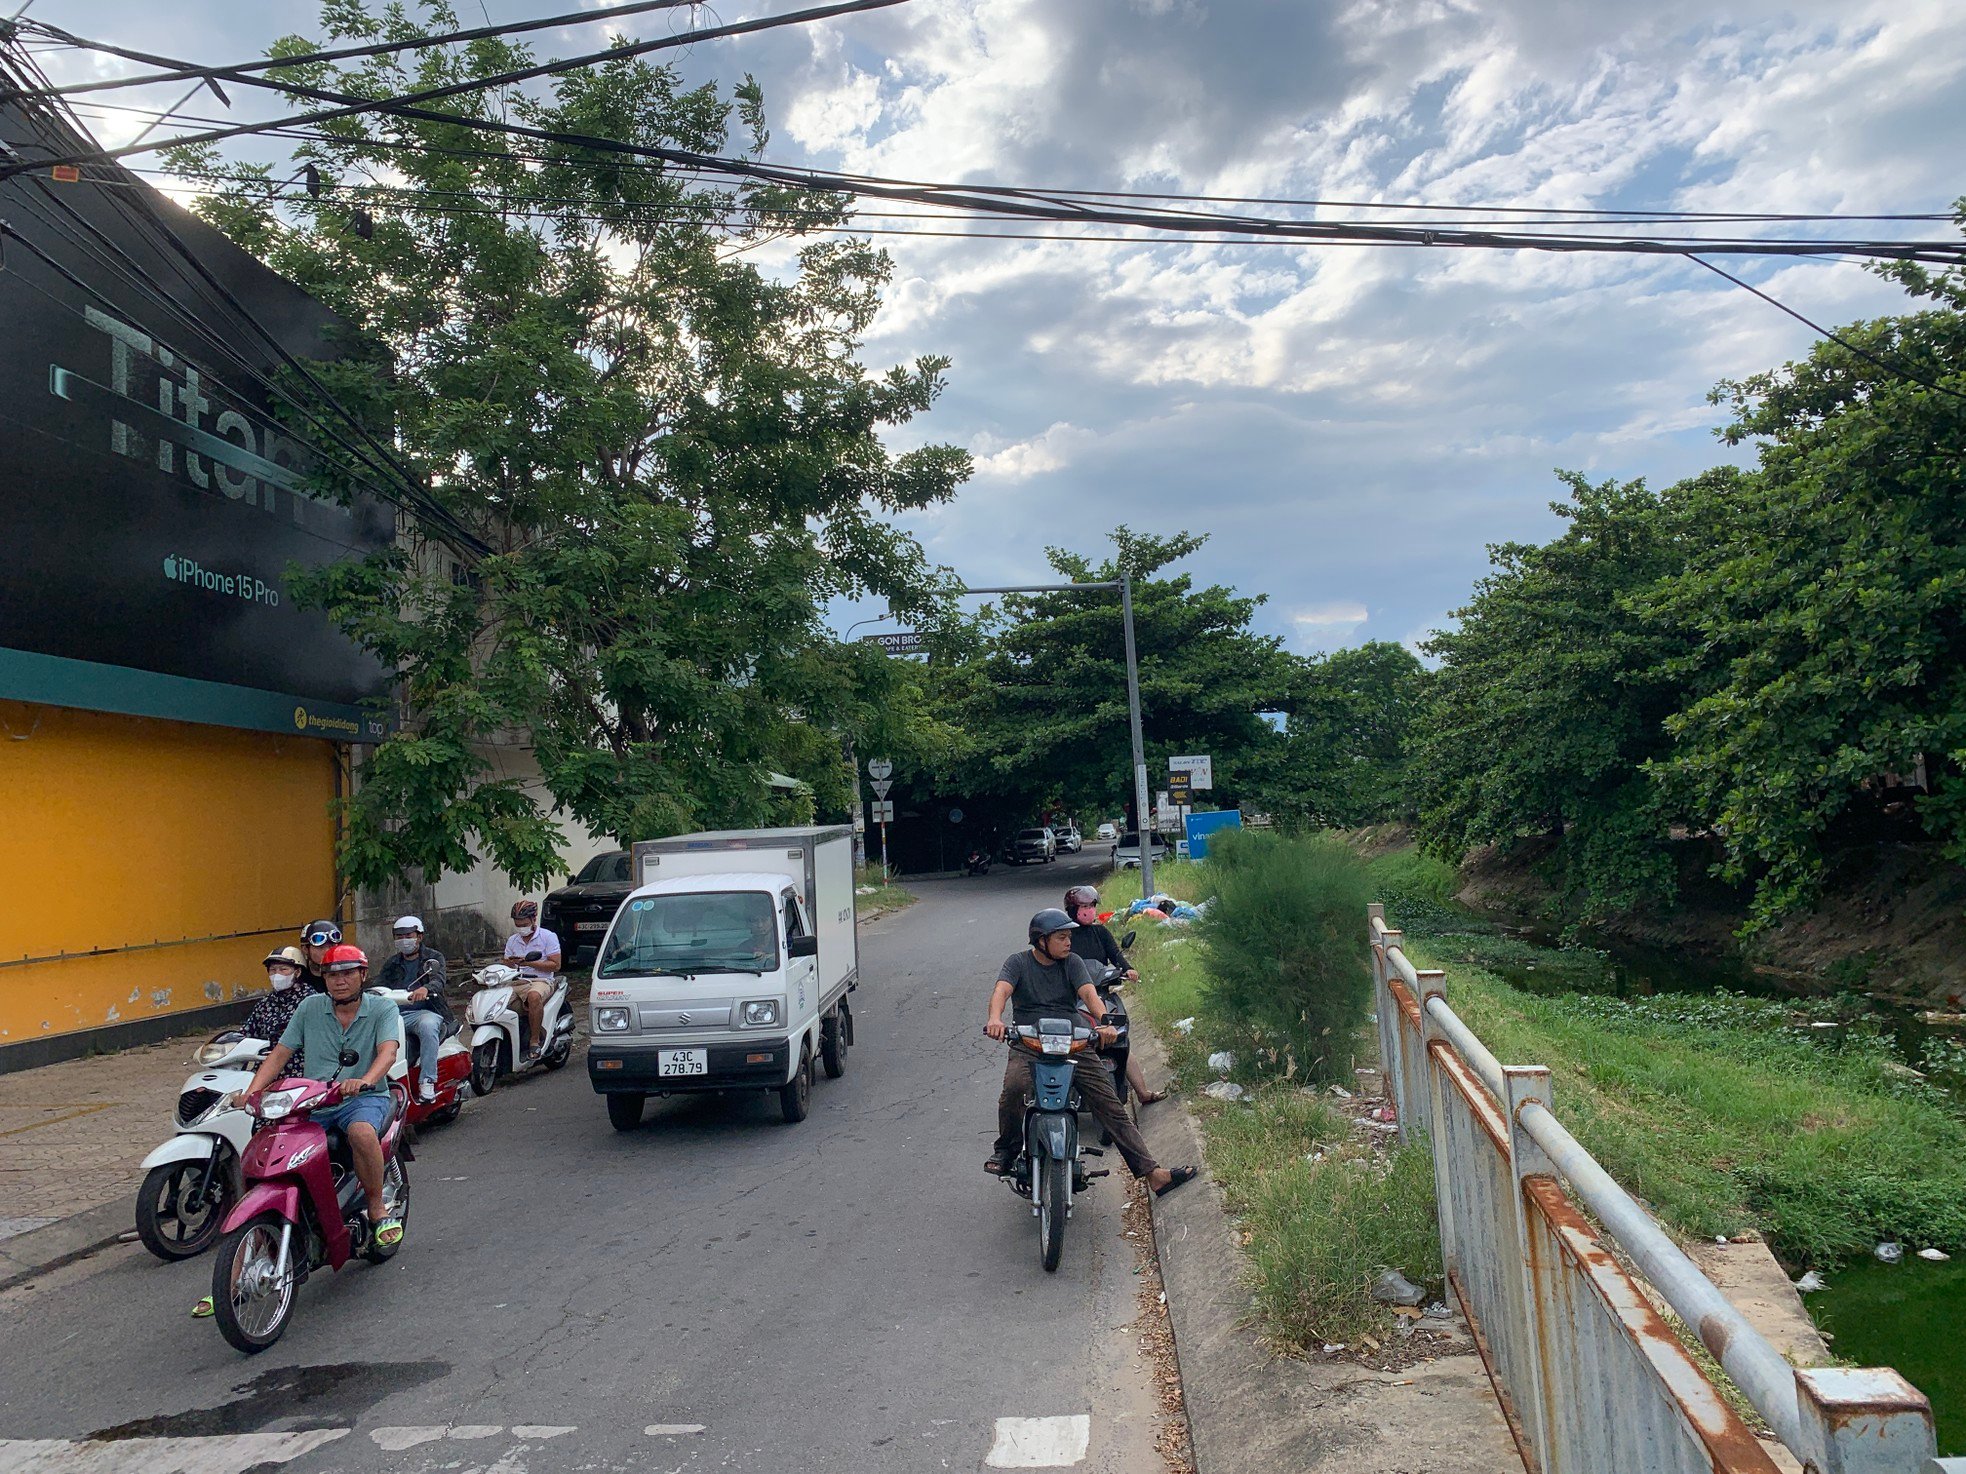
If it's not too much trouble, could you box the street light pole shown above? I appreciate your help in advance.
[956,577,1153,900]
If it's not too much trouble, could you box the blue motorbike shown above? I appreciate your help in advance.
[1000,1006,1125,1271]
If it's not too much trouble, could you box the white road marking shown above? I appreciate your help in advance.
[509,1426,576,1440]
[985,1415,1091,1468]
[0,1429,348,1472]
[367,1425,511,1450]
[643,1424,707,1436]
[446,1426,503,1440]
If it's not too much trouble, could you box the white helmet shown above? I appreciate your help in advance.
[393,915,425,934]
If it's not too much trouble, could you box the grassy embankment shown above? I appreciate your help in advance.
[1366,848,1966,1269]
[854,864,918,920]
[1123,860,1440,1349]
[1125,846,1966,1352]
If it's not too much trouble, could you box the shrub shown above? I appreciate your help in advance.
[1195,830,1374,1083]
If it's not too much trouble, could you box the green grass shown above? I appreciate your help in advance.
[1123,863,1443,1347]
[853,865,918,919]
[1407,940,1966,1267]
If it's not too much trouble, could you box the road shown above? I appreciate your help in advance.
[0,852,1179,1474]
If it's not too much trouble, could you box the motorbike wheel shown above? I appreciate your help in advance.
[212,1212,296,1354]
[136,1157,232,1261]
[820,1013,847,1079]
[779,1046,813,1124]
[606,1092,645,1132]
[1038,1154,1069,1272]
[363,1157,411,1264]
[470,1041,500,1097]
[540,1035,573,1071]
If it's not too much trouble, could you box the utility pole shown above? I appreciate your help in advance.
[956,575,1153,899]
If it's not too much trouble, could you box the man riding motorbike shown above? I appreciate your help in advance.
[374,915,451,1103]
[1063,885,1166,1106]
[983,909,1195,1197]
[502,901,561,1064]
[236,944,404,1247]
[297,919,341,990]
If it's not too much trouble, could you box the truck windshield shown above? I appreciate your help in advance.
[595,891,778,978]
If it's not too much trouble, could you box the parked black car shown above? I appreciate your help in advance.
[543,850,635,961]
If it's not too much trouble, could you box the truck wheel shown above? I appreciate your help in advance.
[1038,1154,1069,1271]
[821,1014,847,1079]
[606,1093,645,1132]
[780,1046,813,1124]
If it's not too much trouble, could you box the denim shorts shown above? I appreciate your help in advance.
[314,1091,392,1136]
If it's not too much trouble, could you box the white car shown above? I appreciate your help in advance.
[1111,830,1173,869]
[1055,826,1083,854]
[1096,822,1118,842]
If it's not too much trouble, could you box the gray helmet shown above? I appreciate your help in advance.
[1063,885,1099,913]
[1028,908,1077,946]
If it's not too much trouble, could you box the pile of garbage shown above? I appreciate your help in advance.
[1123,894,1208,926]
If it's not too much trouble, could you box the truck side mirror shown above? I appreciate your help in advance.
[787,935,818,959]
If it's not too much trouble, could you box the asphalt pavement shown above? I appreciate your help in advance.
[0,852,1176,1474]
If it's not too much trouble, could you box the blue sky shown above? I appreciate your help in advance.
[31,0,1966,656]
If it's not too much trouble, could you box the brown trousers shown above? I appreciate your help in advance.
[996,1051,1157,1179]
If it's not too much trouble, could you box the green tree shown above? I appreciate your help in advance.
[1414,472,1712,919]
[167,2,969,888]
[928,529,1294,827]
[1646,245,1966,925]
[1247,641,1428,829]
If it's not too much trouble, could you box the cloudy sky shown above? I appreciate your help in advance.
[30,0,1966,656]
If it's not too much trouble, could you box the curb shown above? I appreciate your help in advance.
[0,1199,134,1293]
[1134,1025,1522,1474]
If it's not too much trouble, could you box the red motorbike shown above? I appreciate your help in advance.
[208,1076,412,1353]
[369,983,471,1128]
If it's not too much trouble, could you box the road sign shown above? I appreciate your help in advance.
[860,630,925,657]
[867,758,894,780]
[870,800,895,824]
[1167,770,1193,801]
[948,807,965,824]
[870,779,893,798]
[1169,754,1213,790]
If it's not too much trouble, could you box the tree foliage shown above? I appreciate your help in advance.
[1413,220,1966,928]
[167,1,968,887]
[1246,641,1429,830]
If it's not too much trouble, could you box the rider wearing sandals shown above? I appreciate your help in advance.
[1062,885,1166,1106]
[984,909,1196,1199]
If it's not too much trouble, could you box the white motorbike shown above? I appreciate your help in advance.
[465,961,575,1096]
[135,1030,268,1260]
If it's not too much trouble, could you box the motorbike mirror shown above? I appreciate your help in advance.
[1120,931,1137,949]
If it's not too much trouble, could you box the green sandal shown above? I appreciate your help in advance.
[190,1295,215,1318]
[374,1216,404,1248]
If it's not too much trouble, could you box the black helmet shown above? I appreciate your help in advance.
[1063,885,1099,913]
[1028,908,1077,946]
[300,919,342,949]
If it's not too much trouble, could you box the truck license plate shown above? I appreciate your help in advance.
[575,921,608,932]
[658,1049,708,1077]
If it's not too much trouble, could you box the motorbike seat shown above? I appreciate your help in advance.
[440,1015,461,1041]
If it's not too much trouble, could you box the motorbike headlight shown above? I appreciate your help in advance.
[595,1006,631,1032]
[260,1088,301,1121]
[741,999,780,1027]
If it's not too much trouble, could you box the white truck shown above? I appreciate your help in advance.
[585,825,859,1131]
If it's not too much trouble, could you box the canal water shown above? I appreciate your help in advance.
[1454,912,1966,1454]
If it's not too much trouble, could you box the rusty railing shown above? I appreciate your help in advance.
[1369,904,1940,1474]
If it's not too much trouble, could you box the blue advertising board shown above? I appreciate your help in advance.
[1183,809,1243,860]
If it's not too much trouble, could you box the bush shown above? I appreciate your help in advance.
[1195,831,1374,1084]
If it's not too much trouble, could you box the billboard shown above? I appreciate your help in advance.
[0,97,395,741]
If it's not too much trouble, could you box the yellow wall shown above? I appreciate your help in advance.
[0,701,339,1045]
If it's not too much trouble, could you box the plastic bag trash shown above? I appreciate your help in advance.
[1918,1247,1951,1262]
[1875,1241,1904,1264]
[1421,1301,1453,1320]
[1793,1270,1827,1292]
[1371,1270,1427,1307]
[1202,1080,1246,1102]
[1172,1016,1196,1035]
[1329,1085,1353,1099]
[1207,1050,1236,1075]
[1158,915,1190,927]
[1139,907,1168,921]
[1320,1343,1346,1354]
[1170,904,1202,921]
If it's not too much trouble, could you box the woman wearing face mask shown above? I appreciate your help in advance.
[375,915,452,1103]
[239,946,317,1073]
[1062,886,1167,1106]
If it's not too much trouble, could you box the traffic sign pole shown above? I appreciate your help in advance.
[1121,571,1154,898]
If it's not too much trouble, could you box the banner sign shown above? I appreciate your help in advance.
[1169,754,1214,790]
[0,98,395,741]
[860,630,926,657]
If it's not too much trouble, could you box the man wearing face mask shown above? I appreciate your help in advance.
[374,915,450,1104]
[239,946,317,1071]
[503,900,561,1063]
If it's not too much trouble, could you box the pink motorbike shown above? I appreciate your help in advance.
[208,1076,413,1353]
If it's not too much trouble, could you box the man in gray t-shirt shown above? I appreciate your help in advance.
[983,909,1194,1198]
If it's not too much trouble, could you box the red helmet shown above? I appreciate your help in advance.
[322,943,370,974]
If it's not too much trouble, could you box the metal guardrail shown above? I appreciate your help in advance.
[1369,904,1940,1474]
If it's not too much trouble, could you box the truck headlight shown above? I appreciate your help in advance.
[595,1006,632,1032]
[741,999,780,1027]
